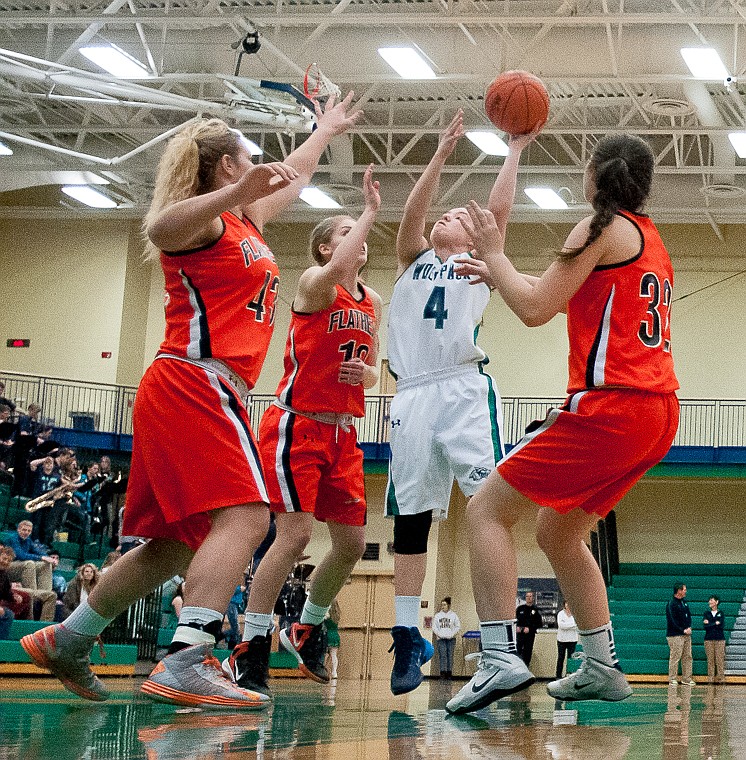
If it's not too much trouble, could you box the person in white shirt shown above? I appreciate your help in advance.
[556,601,579,679]
[432,596,461,679]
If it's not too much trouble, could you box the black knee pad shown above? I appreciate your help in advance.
[393,511,433,555]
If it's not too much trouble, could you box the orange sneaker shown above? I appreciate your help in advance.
[141,643,270,710]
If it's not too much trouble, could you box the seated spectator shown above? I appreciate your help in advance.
[0,546,54,621]
[0,403,16,470]
[0,381,16,414]
[46,550,68,598]
[18,403,43,437]
[1,547,30,633]
[62,563,100,618]
[100,551,121,573]
[5,520,54,592]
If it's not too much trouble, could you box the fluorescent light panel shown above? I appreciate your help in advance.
[0,140,12,156]
[680,48,729,80]
[237,134,263,156]
[465,131,509,156]
[728,132,746,158]
[378,47,436,79]
[524,188,568,210]
[80,44,151,79]
[62,185,118,208]
[299,187,341,209]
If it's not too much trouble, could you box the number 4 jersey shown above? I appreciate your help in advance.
[388,249,491,381]
[567,210,679,394]
[275,284,377,416]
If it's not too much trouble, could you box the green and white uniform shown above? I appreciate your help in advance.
[385,249,504,520]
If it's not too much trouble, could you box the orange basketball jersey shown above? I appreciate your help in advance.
[276,284,377,416]
[158,212,279,389]
[567,210,679,394]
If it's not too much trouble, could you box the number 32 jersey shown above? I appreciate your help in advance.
[388,249,490,381]
[275,284,377,417]
[567,210,679,394]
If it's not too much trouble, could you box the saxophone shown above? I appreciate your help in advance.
[25,478,83,512]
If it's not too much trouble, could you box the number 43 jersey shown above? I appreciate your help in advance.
[276,284,377,417]
[566,210,679,395]
[388,249,491,381]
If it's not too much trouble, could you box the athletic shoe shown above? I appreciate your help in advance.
[20,623,109,701]
[546,655,633,702]
[141,643,270,709]
[389,626,435,695]
[222,634,272,698]
[279,622,329,683]
[445,650,535,715]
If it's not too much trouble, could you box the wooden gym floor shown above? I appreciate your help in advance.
[1,675,744,759]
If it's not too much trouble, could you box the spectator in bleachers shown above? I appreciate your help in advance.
[0,381,16,414]
[63,563,100,619]
[1,547,29,633]
[0,403,16,470]
[225,583,245,650]
[18,403,43,437]
[666,582,695,686]
[5,520,54,592]
[46,550,68,598]
[28,456,62,543]
[703,595,726,683]
[0,545,54,621]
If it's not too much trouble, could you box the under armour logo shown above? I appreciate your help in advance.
[468,467,490,482]
[391,419,401,427]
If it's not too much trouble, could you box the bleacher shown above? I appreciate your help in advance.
[608,563,746,677]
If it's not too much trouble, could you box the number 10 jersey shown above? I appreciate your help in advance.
[388,249,491,381]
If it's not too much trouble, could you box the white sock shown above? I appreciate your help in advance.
[579,623,618,667]
[171,606,223,647]
[62,601,112,637]
[243,611,273,641]
[394,596,420,628]
[300,600,329,627]
[480,619,518,653]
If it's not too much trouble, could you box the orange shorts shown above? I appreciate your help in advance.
[258,404,366,526]
[498,389,679,518]
[123,358,269,551]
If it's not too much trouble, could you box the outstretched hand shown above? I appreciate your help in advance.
[452,201,503,285]
[362,163,381,213]
[435,109,464,159]
[235,161,299,203]
[314,91,363,137]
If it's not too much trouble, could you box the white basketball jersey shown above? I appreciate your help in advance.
[387,249,490,380]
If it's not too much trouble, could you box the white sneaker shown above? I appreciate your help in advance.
[445,650,535,715]
[546,655,632,702]
[669,679,678,685]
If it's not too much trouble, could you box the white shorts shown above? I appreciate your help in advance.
[385,365,504,521]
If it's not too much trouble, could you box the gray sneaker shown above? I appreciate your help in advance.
[20,623,109,701]
[546,655,632,702]
[141,643,271,709]
[445,650,535,715]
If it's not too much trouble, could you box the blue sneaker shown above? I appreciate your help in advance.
[389,626,434,695]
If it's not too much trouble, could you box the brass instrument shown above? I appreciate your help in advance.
[25,478,83,512]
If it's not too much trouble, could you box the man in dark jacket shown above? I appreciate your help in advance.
[516,591,543,666]
[666,583,695,685]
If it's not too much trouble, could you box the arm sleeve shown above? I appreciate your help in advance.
[7,535,40,562]
[432,613,443,638]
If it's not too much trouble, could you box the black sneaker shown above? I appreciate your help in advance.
[221,634,272,698]
[279,622,329,683]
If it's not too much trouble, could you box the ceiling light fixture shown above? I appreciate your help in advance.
[524,188,568,210]
[61,185,118,208]
[728,132,746,158]
[378,47,436,79]
[299,187,342,209]
[0,140,12,156]
[465,131,509,156]
[80,44,152,79]
[680,48,730,80]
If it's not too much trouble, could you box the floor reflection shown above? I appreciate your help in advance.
[0,677,743,759]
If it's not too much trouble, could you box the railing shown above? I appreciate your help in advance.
[3,369,746,452]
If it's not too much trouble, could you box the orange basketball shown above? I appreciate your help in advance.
[484,71,550,135]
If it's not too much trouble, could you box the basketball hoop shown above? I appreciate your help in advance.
[303,63,342,107]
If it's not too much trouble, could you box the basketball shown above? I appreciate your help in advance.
[484,70,550,135]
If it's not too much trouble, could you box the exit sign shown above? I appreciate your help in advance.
[6,339,30,348]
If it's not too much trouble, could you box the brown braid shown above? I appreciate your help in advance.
[558,134,654,261]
